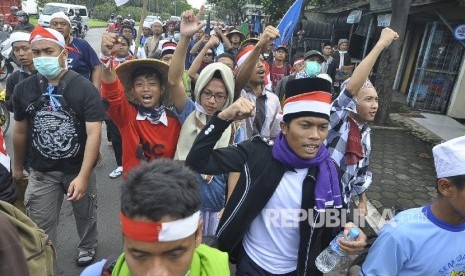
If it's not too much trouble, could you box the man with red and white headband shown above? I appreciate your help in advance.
[12,25,105,266]
[81,159,230,276]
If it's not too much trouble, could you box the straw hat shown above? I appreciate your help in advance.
[239,37,259,49]
[115,59,170,103]
[226,30,245,42]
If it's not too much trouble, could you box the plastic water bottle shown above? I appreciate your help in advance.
[315,227,360,273]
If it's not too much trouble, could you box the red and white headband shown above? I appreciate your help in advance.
[120,211,200,242]
[283,91,331,120]
[30,25,66,48]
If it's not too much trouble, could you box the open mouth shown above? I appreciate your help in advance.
[257,69,265,77]
[141,95,153,104]
[304,144,319,154]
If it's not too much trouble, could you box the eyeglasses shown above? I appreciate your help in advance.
[201,92,227,102]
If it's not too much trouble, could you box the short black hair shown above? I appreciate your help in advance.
[121,160,201,221]
[437,174,465,192]
[449,175,465,190]
[117,35,131,47]
[216,52,236,67]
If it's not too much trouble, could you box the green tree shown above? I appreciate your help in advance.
[374,0,413,125]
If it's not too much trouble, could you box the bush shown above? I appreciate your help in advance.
[92,3,144,22]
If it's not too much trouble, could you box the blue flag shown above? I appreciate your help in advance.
[254,15,262,33]
[275,0,303,47]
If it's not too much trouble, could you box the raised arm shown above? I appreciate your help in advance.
[186,98,255,174]
[190,34,208,55]
[215,26,232,50]
[345,28,399,96]
[234,26,279,97]
[188,35,219,83]
[100,32,118,85]
[168,7,206,112]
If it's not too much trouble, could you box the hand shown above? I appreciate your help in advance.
[338,222,367,254]
[377,27,399,48]
[357,194,368,217]
[202,34,210,43]
[257,26,280,49]
[207,35,220,47]
[180,6,206,38]
[213,26,222,35]
[67,175,88,202]
[12,167,25,183]
[218,97,255,121]
[101,32,118,56]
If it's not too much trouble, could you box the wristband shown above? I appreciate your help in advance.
[99,53,112,69]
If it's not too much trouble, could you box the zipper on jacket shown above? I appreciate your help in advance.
[302,211,319,275]
[217,163,251,237]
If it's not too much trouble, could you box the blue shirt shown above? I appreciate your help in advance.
[67,38,100,80]
[361,205,465,276]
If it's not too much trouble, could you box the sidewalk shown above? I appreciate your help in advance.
[366,91,465,232]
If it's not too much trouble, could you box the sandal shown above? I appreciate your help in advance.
[77,249,95,266]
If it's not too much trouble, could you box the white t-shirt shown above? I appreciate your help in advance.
[243,168,307,274]
[130,42,147,59]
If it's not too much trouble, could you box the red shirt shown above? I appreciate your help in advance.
[270,63,292,92]
[101,80,181,173]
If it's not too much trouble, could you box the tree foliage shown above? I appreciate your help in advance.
[37,0,192,21]
[207,0,312,25]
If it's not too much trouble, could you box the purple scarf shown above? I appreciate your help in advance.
[272,133,343,211]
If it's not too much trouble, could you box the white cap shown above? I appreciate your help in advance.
[143,21,151,29]
[433,136,465,178]
[151,19,162,27]
[50,11,71,25]
[10,31,31,45]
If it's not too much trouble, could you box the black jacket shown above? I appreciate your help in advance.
[186,115,343,276]
[328,51,352,83]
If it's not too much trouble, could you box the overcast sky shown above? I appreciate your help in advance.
[187,0,203,9]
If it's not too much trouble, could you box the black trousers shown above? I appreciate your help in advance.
[105,119,122,167]
[236,246,297,276]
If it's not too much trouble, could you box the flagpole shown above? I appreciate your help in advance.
[134,0,149,59]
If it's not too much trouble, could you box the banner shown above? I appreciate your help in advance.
[377,13,392,27]
[347,10,362,24]
[275,0,303,46]
[115,0,130,7]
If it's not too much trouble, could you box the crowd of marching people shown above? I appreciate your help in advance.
[0,4,464,276]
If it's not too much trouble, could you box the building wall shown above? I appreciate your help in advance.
[447,56,465,119]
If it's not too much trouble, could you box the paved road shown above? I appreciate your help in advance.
[1,28,439,276]
[2,28,122,276]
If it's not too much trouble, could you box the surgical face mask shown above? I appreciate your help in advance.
[173,32,181,42]
[33,51,65,79]
[305,60,321,77]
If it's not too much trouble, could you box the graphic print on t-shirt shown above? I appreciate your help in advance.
[32,108,80,160]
